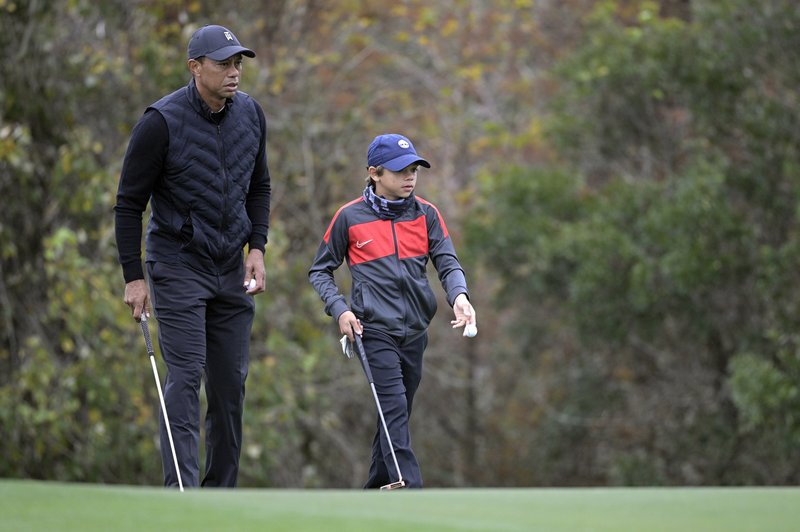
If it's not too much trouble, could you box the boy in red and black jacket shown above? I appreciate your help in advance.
[309,133,477,488]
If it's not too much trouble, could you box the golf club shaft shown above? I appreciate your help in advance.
[353,332,404,485]
[141,317,184,492]
[369,381,404,485]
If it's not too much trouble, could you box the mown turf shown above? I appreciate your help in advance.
[1,480,798,531]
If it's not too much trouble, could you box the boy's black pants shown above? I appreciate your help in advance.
[361,328,427,489]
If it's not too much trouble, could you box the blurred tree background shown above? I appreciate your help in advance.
[1,0,799,487]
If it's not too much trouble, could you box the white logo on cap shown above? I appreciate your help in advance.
[398,139,410,149]
[224,31,233,41]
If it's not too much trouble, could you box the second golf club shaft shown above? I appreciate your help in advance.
[353,331,405,488]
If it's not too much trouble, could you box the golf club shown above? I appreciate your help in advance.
[140,314,184,492]
[351,329,406,491]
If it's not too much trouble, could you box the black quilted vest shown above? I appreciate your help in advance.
[145,79,261,273]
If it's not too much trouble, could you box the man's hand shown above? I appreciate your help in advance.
[338,310,362,342]
[124,279,150,321]
[244,249,266,294]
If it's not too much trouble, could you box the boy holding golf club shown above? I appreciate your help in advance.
[309,133,477,489]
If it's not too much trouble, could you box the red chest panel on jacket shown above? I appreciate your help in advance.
[395,216,428,259]
[348,215,429,265]
[348,220,394,265]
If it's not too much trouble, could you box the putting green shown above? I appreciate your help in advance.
[1,480,798,531]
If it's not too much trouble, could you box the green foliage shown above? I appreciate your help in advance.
[466,166,587,302]
[549,1,694,181]
[729,352,800,440]
[465,0,800,484]
[0,0,193,484]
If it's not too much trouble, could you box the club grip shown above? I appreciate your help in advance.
[352,332,375,385]
[140,316,155,357]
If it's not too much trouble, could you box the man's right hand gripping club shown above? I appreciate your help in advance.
[124,278,150,322]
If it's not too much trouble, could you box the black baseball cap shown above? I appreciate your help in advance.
[187,25,255,61]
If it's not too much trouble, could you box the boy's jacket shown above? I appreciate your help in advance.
[309,195,468,341]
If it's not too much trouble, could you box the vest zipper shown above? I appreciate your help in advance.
[217,123,229,260]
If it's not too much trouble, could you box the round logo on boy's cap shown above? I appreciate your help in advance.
[367,133,431,172]
[188,24,255,61]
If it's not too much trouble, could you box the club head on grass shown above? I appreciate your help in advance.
[380,480,406,491]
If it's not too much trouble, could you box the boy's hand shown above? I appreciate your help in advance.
[451,293,477,332]
[338,310,362,342]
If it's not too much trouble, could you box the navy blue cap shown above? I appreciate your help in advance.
[188,25,255,61]
[367,134,431,172]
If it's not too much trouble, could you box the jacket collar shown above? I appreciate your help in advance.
[187,78,234,120]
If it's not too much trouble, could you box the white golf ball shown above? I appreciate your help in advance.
[247,278,257,290]
[464,324,477,338]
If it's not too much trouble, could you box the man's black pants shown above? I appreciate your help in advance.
[147,260,254,488]
[361,329,427,489]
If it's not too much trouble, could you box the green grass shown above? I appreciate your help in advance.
[1,480,798,531]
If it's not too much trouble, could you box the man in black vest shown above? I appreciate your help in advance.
[114,24,270,488]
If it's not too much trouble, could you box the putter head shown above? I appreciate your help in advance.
[379,480,406,491]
